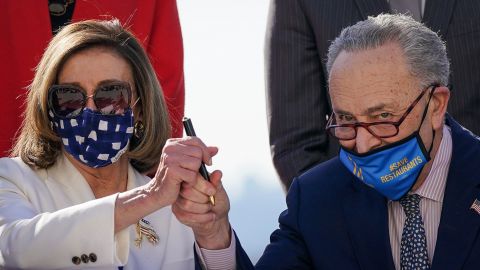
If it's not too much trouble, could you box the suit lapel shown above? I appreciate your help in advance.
[353,0,390,20]
[431,117,480,269]
[343,179,396,270]
[422,0,457,37]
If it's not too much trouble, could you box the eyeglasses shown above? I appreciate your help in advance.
[48,81,133,118]
[326,85,437,140]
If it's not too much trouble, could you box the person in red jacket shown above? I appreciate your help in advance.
[0,0,185,157]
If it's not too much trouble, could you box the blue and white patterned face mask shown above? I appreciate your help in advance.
[49,108,134,168]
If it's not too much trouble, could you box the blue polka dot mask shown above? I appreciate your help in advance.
[48,82,135,168]
[49,108,134,168]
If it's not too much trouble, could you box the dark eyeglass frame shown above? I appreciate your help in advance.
[326,84,438,140]
[48,81,133,118]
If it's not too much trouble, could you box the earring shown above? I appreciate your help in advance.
[133,121,145,140]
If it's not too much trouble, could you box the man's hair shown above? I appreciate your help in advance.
[326,14,450,87]
[12,19,171,173]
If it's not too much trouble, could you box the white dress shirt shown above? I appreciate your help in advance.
[388,125,452,269]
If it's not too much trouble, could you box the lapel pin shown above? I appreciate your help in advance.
[470,198,480,215]
[134,218,159,247]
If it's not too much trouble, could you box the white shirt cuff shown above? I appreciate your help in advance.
[194,228,236,270]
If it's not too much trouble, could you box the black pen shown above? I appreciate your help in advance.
[182,117,215,206]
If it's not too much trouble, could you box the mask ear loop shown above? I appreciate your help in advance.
[427,129,436,158]
[418,85,438,157]
[398,85,439,199]
[132,97,141,108]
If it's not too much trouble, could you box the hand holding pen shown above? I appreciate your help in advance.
[182,117,215,206]
[173,119,232,249]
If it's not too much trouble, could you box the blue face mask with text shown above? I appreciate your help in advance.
[339,131,431,201]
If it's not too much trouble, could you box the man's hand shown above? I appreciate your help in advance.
[172,168,232,249]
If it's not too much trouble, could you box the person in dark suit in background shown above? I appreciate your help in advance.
[176,14,480,269]
[266,0,480,191]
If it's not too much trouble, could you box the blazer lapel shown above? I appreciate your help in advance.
[343,179,396,270]
[353,0,390,20]
[431,117,480,269]
[422,0,457,37]
[46,154,96,206]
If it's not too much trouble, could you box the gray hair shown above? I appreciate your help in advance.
[326,14,450,87]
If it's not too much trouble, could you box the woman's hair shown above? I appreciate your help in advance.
[12,19,171,173]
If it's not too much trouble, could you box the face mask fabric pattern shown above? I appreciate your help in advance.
[50,108,134,168]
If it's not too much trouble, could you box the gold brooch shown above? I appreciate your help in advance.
[134,218,159,247]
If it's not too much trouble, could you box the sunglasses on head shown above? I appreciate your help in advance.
[48,81,134,118]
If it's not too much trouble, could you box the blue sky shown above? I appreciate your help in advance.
[177,0,288,262]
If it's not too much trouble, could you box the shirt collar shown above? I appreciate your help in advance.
[414,125,452,203]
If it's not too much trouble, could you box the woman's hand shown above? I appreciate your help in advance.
[148,136,218,208]
[115,136,218,233]
[172,169,232,250]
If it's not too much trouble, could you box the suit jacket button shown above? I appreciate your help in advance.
[81,254,89,263]
[89,253,97,262]
[72,256,81,265]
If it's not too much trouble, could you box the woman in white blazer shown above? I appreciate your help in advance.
[0,19,229,269]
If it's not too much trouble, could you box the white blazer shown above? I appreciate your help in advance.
[0,155,195,269]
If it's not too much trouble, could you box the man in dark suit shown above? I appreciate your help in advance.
[266,0,480,191]
[177,14,480,270]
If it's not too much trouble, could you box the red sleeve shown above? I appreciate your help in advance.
[143,0,185,138]
[0,2,52,156]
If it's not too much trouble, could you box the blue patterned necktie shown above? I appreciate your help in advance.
[399,194,430,270]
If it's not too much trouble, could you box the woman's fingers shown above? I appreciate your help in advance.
[177,136,215,165]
